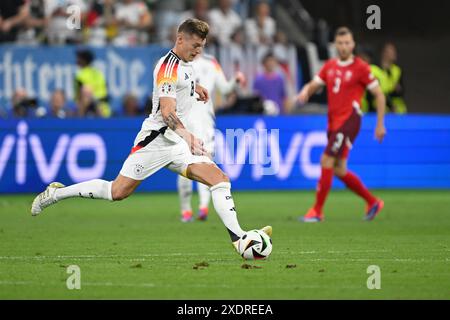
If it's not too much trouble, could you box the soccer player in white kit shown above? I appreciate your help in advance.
[178,52,246,222]
[30,19,271,251]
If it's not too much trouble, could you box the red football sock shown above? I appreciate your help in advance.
[339,171,377,206]
[313,167,334,213]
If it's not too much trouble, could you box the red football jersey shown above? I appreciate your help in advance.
[315,56,378,131]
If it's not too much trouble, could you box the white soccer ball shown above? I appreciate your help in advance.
[238,229,273,260]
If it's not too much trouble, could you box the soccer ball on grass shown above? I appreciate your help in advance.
[238,229,272,260]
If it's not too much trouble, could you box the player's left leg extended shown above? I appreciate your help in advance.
[31,128,178,216]
[334,157,384,220]
[31,174,141,215]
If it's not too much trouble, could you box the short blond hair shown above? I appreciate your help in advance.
[178,18,209,39]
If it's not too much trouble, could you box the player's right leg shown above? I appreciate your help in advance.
[31,175,140,216]
[185,163,272,251]
[186,162,244,241]
[301,153,336,222]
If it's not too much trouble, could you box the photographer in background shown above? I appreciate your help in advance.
[10,88,46,118]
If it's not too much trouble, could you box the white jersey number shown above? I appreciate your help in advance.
[332,77,341,93]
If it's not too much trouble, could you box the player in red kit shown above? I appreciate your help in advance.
[297,27,386,222]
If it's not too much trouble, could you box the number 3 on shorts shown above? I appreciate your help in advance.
[332,132,344,152]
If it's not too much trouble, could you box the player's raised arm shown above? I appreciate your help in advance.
[160,97,206,155]
[369,85,387,142]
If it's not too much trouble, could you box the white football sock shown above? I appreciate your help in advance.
[210,182,245,241]
[197,182,211,209]
[177,175,193,212]
[54,179,112,201]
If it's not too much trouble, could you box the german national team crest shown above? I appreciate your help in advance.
[134,164,144,177]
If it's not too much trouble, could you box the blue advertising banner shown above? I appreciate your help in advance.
[0,45,169,113]
[0,115,449,193]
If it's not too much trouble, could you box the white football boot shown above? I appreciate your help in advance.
[31,182,65,216]
[261,225,272,237]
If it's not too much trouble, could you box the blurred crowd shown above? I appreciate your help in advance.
[0,0,279,47]
[0,0,406,118]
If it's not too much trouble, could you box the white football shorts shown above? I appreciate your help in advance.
[119,129,214,180]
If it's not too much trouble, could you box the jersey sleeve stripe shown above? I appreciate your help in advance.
[167,56,178,78]
[313,75,325,85]
[162,56,171,78]
[367,79,379,90]
[157,55,179,86]
[167,56,177,78]
[164,56,175,78]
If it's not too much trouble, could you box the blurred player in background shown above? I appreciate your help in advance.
[178,52,246,222]
[31,19,271,252]
[297,27,386,222]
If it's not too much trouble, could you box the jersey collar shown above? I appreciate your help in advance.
[337,57,355,67]
[170,49,182,60]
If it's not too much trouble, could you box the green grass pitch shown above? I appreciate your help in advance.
[0,190,449,299]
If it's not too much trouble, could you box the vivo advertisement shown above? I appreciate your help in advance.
[1,115,449,193]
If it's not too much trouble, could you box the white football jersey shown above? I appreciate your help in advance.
[187,54,237,130]
[142,50,195,136]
